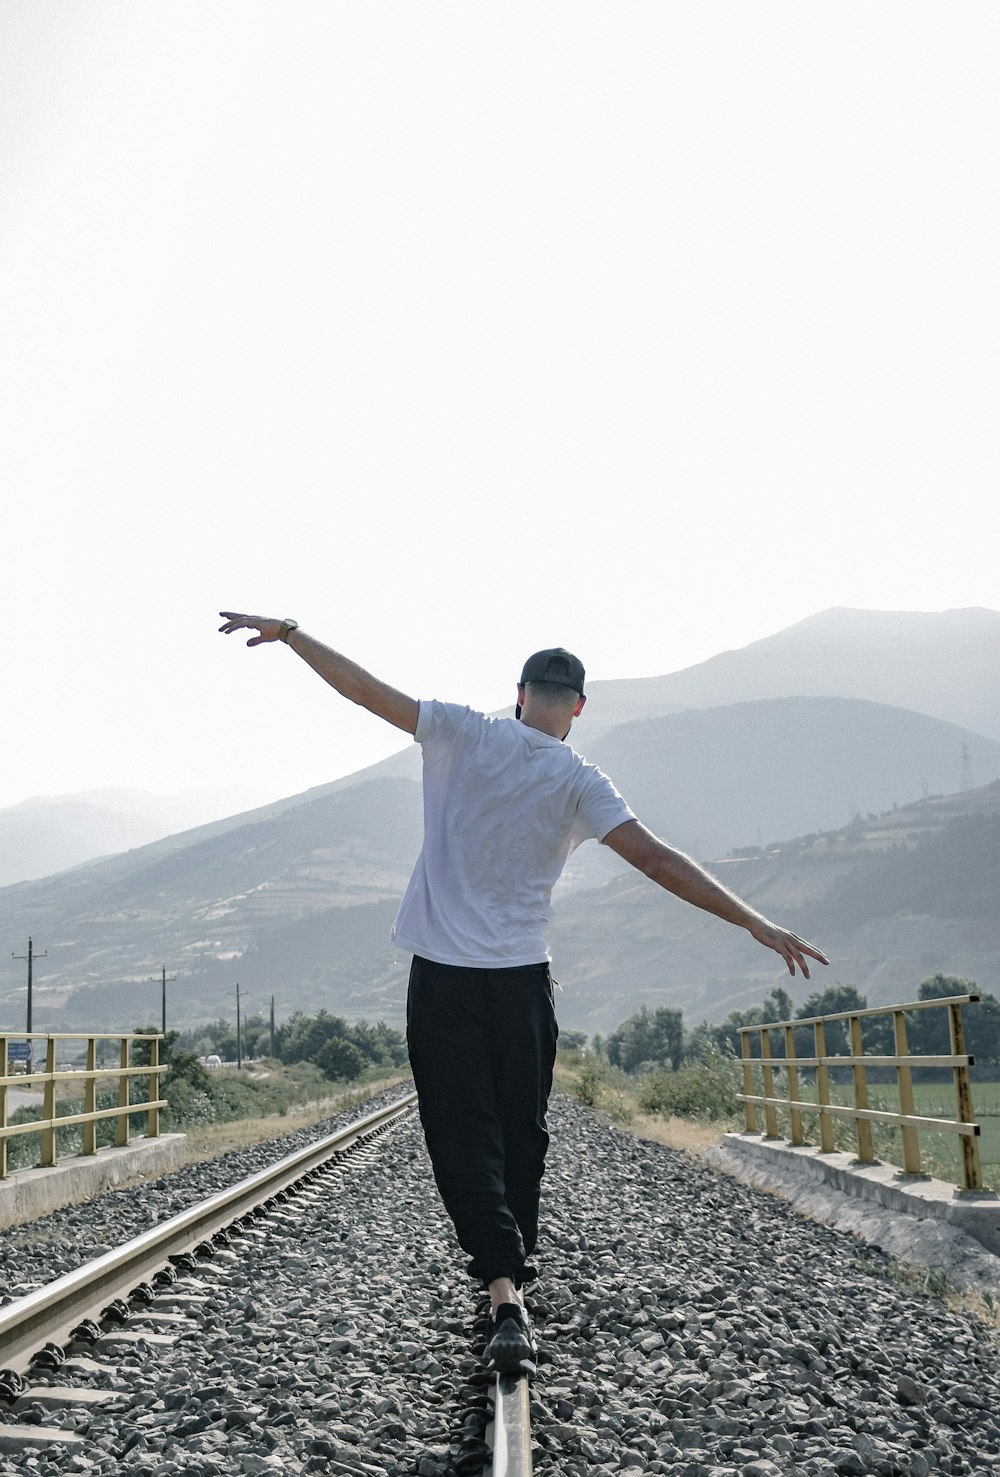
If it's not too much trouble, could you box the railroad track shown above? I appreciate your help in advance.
[490,1371,534,1476]
[0,1090,534,1475]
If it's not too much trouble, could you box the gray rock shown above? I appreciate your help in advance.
[830,1449,868,1475]
[6,1090,1000,1477]
[896,1373,927,1405]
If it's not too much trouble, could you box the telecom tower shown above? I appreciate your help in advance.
[960,744,974,793]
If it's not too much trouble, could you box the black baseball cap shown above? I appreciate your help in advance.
[516,647,586,719]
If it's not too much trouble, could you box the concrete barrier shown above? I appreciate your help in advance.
[709,1132,1000,1264]
[0,1135,187,1229]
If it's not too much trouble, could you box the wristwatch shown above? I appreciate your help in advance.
[277,618,299,643]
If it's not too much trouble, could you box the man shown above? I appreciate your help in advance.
[219,613,828,1372]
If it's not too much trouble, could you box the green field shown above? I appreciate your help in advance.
[745,1073,1000,1193]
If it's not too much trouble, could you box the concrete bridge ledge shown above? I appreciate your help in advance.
[0,1135,188,1230]
[710,1131,1000,1269]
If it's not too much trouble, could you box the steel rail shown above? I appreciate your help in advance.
[491,1371,533,1477]
[0,1089,417,1374]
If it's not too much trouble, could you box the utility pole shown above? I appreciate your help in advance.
[12,937,46,1076]
[149,965,177,1037]
[269,994,276,1059]
[236,982,242,1070]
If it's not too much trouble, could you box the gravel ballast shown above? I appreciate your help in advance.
[2,1088,1000,1476]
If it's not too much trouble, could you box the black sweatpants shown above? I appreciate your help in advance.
[405,955,559,1287]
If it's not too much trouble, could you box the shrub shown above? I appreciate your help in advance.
[161,1077,215,1129]
[637,1046,741,1121]
[572,1057,608,1109]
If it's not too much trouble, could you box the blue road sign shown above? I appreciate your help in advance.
[6,1042,31,1061]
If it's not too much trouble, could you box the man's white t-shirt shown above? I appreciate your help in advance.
[390,700,636,969]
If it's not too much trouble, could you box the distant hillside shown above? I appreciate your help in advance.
[0,786,280,887]
[597,607,1000,743]
[0,774,424,1017]
[548,782,1000,1034]
[581,695,1000,860]
[794,811,1000,929]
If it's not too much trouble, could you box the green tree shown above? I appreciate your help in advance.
[191,1018,238,1061]
[241,1012,271,1059]
[166,1049,211,1090]
[795,984,870,1059]
[131,1028,179,1067]
[909,974,974,1056]
[972,994,1000,1070]
[701,1006,765,1060]
[348,1019,407,1068]
[797,983,868,1019]
[316,1035,365,1081]
[558,1030,588,1053]
[761,986,794,1024]
[908,974,1000,1070]
[280,1009,351,1065]
[271,1009,407,1075]
[606,1006,684,1073]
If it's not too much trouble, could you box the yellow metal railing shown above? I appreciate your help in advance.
[738,993,985,1193]
[0,1032,167,1180]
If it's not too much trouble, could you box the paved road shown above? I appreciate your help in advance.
[5,1087,44,1113]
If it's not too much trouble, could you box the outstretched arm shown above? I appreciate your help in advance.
[218,613,419,735]
[601,819,828,978]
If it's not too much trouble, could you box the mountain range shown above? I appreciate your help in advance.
[2,606,999,1039]
[0,786,280,888]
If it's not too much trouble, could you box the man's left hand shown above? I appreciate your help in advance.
[749,921,829,978]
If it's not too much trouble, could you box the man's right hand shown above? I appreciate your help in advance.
[218,612,283,646]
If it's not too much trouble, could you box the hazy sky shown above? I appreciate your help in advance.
[2,3,998,814]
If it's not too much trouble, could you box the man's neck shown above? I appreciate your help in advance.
[520,712,571,741]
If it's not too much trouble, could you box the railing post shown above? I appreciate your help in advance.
[0,1035,7,1180]
[740,1030,757,1132]
[814,1020,835,1153]
[147,1037,161,1139]
[784,1024,805,1145]
[849,1015,875,1164]
[893,1010,923,1176]
[761,1028,779,1139]
[82,1037,97,1156]
[949,1001,984,1193]
[41,1037,58,1166]
[117,1037,130,1148]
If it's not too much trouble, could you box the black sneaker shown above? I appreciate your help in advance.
[484,1301,537,1374]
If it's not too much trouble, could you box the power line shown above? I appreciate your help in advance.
[11,936,46,1076]
[149,964,178,1037]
